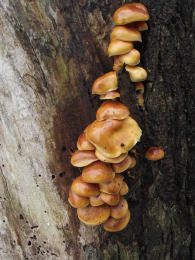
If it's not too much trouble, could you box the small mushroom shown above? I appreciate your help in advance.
[92,71,117,95]
[119,49,140,66]
[108,40,134,56]
[90,194,104,206]
[100,192,120,206]
[103,210,130,232]
[100,91,120,100]
[135,82,144,94]
[95,150,128,164]
[71,150,98,167]
[113,56,123,71]
[145,147,165,161]
[110,197,128,219]
[110,26,142,42]
[71,176,100,197]
[77,132,95,151]
[120,181,129,195]
[112,155,136,173]
[68,190,89,208]
[133,21,148,31]
[125,65,147,82]
[99,174,124,194]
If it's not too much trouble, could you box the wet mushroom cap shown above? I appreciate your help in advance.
[96,100,130,121]
[82,161,115,184]
[110,197,128,219]
[70,150,98,167]
[99,174,124,194]
[108,40,134,56]
[71,176,100,197]
[134,21,148,31]
[95,150,128,164]
[100,192,120,206]
[120,181,129,195]
[113,3,149,25]
[86,116,142,158]
[145,147,165,161]
[68,190,89,208]
[77,132,95,151]
[110,26,142,42]
[90,194,104,206]
[77,204,110,226]
[119,49,140,66]
[125,65,147,82]
[100,91,120,100]
[112,155,135,173]
[92,71,117,95]
[103,210,130,232]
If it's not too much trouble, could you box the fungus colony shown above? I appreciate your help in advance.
[68,3,157,232]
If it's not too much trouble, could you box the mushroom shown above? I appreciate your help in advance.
[103,210,131,232]
[96,100,130,121]
[112,155,136,173]
[145,147,165,161]
[108,40,134,56]
[70,150,98,167]
[119,49,140,66]
[82,161,115,183]
[92,71,117,95]
[95,150,128,164]
[77,132,95,151]
[100,192,120,206]
[99,174,124,194]
[134,21,148,31]
[100,91,120,100]
[110,26,142,42]
[90,194,104,206]
[68,190,89,208]
[113,56,123,71]
[110,197,128,219]
[71,176,100,197]
[135,82,144,94]
[85,116,142,158]
[113,3,149,25]
[77,204,110,226]
[119,181,129,195]
[125,65,147,82]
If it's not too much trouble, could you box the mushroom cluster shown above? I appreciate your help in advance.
[68,3,150,232]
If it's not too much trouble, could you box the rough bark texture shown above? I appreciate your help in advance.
[0,0,194,259]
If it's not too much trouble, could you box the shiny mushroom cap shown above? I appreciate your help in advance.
[96,100,130,121]
[113,3,149,25]
[103,210,130,232]
[86,116,142,158]
[134,21,148,31]
[77,204,110,226]
[92,71,117,95]
[108,40,134,56]
[145,147,165,161]
[112,155,136,173]
[82,161,115,184]
[70,150,98,167]
[100,91,120,100]
[71,176,100,197]
[77,132,95,151]
[90,194,104,206]
[110,197,128,219]
[100,192,120,206]
[110,26,142,42]
[99,174,124,194]
[95,150,128,164]
[119,49,140,66]
[68,190,89,208]
[120,181,129,195]
[125,65,147,82]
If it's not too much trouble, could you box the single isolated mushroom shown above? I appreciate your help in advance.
[119,181,129,196]
[68,190,89,208]
[77,132,95,151]
[110,197,128,219]
[70,150,98,167]
[112,155,136,173]
[100,192,120,206]
[95,150,128,164]
[110,26,142,42]
[145,147,165,161]
[125,65,147,82]
[92,71,117,95]
[71,176,100,197]
[108,40,134,56]
[103,210,131,232]
[119,49,140,66]
[100,91,120,100]
[99,174,124,194]
[90,194,104,206]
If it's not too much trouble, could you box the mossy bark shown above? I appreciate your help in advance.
[0,0,194,259]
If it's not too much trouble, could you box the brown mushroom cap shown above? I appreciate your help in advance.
[86,116,142,158]
[103,210,130,232]
[99,174,124,194]
[100,91,120,100]
[70,150,98,167]
[96,100,130,121]
[135,82,144,94]
[113,3,149,25]
[145,147,165,161]
[90,194,104,206]
[82,161,115,184]
[110,197,128,219]
[113,56,123,71]
[100,192,120,206]
[119,49,140,66]
[95,150,128,164]
[120,181,129,196]
[134,21,148,31]
[112,155,136,173]
[77,204,110,226]
[68,190,89,208]
[125,65,147,82]
[71,176,100,197]
[92,71,117,95]
[110,26,142,42]
[77,132,95,151]
[108,40,134,56]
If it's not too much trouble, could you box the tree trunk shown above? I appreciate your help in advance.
[0,0,194,259]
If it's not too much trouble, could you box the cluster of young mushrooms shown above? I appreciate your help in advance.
[68,3,164,232]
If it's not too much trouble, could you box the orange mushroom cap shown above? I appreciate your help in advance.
[112,155,136,173]
[103,210,130,232]
[71,176,100,197]
[119,181,129,196]
[70,150,98,167]
[100,91,120,100]
[110,197,128,219]
[92,71,117,95]
[76,132,95,151]
[125,65,147,82]
[99,174,124,194]
[110,26,142,42]
[68,190,89,208]
[119,49,140,66]
[95,150,128,164]
[100,192,120,206]
[90,194,104,206]
[113,56,123,71]
[108,40,134,56]
[134,21,148,31]
[145,147,165,161]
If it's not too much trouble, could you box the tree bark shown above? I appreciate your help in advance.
[0,0,194,259]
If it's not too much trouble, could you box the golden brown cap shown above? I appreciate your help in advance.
[108,40,134,56]
[99,174,124,194]
[113,3,149,25]
[86,116,142,158]
[113,56,123,71]
[110,197,128,219]
[90,194,104,206]
[100,192,120,206]
[92,71,117,95]
[70,150,98,167]
[125,65,147,82]
[137,93,144,107]
[119,49,140,66]
[96,100,130,121]
[103,210,130,232]
[119,181,129,196]
[82,161,115,184]
[77,204,110,226]
[95,150,128,164]
[134,21,148,31]
[112,155,136,173]
[71,176,100,197]
[145,147,165,161]
[100,91,120,100]
[135,82,144,94]
[77,132,95,151]
[68,190,89,208]
[110,26,142,42]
